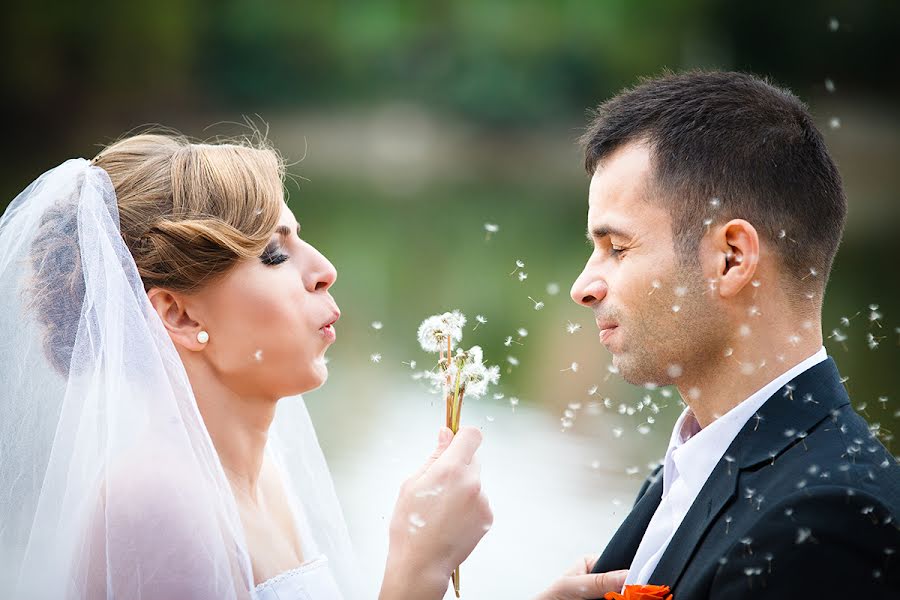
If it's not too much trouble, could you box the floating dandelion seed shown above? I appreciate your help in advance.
[561,362,579,373]
[637,424,651,435]
[867,333,883,350]
[370,353,382,363]
[484,223,499,241]
[517,328,529,338]
[510,259,525,275]
[868,304,882,327]
[825,78,836,93]
[566,321,582,334]
[828,17,839,32]
[788,334,802,346]
[492,392,504,400]
[688,387,702,401]
[518,271,528,282]
[667,364,683,378]
[626,466,640,476]
[254,349,264,362]
[402,360,417,369]
[829,117,841,130]
[739,324,752,337]
[674,286,688,297]
[710,197,722,209]
[507,356,519,367]
[748,306,762,317]
[590,460,601,470]
[649,280,661,295]
[703,217,713,231]
[473,315,487,329]
[612,427,623,438]
[672,305,681,313]
[371,321,383,331]
[408,513,426,532]
[509,396,520,409]
[528,296,545,310]
[829,328,848,351]
[796,527,814,544]
[546,282,560,295]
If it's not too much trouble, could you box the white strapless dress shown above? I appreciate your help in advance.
[253,555,343,600]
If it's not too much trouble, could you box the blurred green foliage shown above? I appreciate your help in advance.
[1,0,898,448]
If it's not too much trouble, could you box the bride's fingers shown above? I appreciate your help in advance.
[411,427,454,479]
[438,426,483,467]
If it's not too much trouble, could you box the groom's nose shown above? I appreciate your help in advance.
[570,270,608,307]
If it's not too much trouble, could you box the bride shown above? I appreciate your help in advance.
[0,132,492,599]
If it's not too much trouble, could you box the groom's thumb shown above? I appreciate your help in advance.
[553,569,627,599]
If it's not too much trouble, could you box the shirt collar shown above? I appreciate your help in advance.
[664,346,828,493]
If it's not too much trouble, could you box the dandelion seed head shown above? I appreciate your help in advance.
[710,197,721,209]
[546,282,560,295]
[509,396,520,407]
[484,223,499,233]
[370,353,382,363]
[518,271,528,281]
[371,321,383,331]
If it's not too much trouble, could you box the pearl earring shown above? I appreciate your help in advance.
[197,330,209,344]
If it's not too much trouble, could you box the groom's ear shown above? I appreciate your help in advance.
[710,219,760,299]
[147,288,207,351]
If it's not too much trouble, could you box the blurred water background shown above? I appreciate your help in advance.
[2,2,898,597]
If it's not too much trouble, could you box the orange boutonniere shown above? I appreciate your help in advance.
[604,584,673,600]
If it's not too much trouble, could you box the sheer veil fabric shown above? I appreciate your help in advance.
[0,160,359,599]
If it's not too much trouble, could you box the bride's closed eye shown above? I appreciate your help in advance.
[260,243,289,266]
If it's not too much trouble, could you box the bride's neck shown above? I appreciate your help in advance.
[184,359,277,503]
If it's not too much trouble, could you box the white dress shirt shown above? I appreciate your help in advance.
[624,346,828,586]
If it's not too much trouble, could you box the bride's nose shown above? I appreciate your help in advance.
[308,250,337,292]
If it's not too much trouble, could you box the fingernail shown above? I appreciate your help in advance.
[438,427,452,444]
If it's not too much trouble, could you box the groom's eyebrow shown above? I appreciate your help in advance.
[587,224,632,241]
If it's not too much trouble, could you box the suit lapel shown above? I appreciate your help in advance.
[591,473,663,573]
[647,357,850,589]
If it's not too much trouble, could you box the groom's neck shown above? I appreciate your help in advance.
[676,319,824,429]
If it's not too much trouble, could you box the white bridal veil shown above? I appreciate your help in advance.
[0,160,358,599]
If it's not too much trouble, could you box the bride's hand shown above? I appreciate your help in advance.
[379,426,492,600]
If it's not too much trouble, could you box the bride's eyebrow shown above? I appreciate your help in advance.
[274,223,302,239]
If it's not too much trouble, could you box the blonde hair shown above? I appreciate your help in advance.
[92,131,285,291]
[27,130,286,375]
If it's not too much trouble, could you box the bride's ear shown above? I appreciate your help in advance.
[146,288,207,351]
[709,219,760,299]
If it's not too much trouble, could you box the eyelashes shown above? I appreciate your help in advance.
[260,245,289,266]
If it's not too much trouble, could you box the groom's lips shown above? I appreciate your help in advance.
[596,320,618,345]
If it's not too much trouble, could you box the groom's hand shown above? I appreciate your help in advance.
[532,555,627,600]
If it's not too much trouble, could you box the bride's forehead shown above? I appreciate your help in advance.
[278,202,298,224]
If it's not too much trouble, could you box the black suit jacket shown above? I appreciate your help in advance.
[592,357,900,598]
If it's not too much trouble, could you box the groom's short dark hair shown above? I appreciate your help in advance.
[581,70,846,301]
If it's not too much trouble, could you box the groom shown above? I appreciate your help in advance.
[537,71,899,599]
